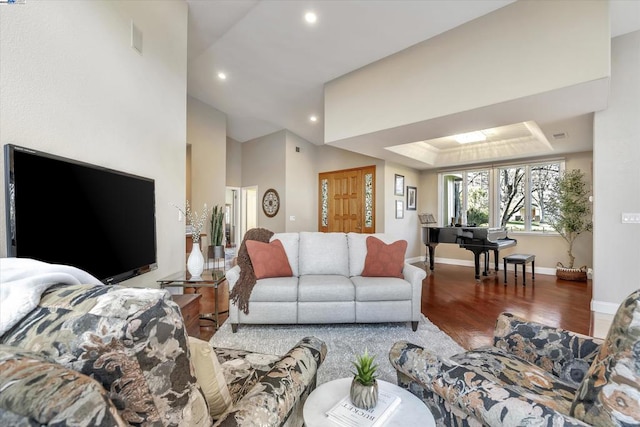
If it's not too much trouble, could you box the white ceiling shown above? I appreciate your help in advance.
[186,0,640,170]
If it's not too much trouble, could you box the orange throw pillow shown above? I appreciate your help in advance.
[245,239,293,279]
[361,236,407,278]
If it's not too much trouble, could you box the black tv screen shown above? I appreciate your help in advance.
[4,144,157,284]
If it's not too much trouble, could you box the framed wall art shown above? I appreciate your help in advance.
[394,174,404,196]
[395,200,404,219]
[407,186,417,210]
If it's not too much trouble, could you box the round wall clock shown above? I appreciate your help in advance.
[262,188,280,217]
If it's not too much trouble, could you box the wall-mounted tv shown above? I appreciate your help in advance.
[4,144,157,284]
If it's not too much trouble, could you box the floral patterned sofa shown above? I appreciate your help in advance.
[389,289,640,427]
[0,282,326,427]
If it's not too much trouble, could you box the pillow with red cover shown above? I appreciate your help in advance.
[361,236,407,278]
[245,239,293,279]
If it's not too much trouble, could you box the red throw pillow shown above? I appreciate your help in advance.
[245,239,293,279]
[362,236,407,278]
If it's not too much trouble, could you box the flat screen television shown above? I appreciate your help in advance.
[4,144,157,284]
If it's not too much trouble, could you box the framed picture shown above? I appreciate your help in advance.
[406,186,417,210]
[395,200,404,219]
[394,174,404,196]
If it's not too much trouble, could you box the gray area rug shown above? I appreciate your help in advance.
[210,316,464,384]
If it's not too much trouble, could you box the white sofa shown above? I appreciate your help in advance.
[226,232,427,333]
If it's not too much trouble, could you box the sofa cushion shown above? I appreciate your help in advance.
[298,275,354,302]
[351,276,412,301]
[452,346,577,417]
[299,232,349,276]
[246,239,293,279]
[249,277,298,302]
[188,337,232,418]
[362,236,407,278]
[271,232,300,277]
[570,289,640,425]
[347,232,394,277]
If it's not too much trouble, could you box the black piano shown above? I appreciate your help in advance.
[422,226,517,280]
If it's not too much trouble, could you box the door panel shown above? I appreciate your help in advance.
[319,166,375,233]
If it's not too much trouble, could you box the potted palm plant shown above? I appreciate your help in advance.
[547,169,592,281]
[209,205,225,262]
[350,349,378,409]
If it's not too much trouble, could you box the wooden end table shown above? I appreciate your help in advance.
[303,378,435,427]
[171,293,202,338]
[158,270,228,329]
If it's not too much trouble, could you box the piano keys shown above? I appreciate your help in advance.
[422,226,517,280]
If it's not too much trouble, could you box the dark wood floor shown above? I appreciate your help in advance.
[421,262,592,349]
[201,262,593,349]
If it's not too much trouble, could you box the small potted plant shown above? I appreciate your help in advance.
[350,349,378,409]
[547,169,592,281]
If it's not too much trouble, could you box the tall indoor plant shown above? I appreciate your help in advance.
[209,205,225,260]
[547,169,592,280]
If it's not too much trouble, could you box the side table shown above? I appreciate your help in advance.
[158,270,228,329]
[171,293,202,338]
[303,377,435,427]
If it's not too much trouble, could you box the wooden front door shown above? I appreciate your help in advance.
[318,165,375,233]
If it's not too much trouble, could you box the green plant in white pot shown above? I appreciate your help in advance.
[350,349,378,409]
[547,169,592,281]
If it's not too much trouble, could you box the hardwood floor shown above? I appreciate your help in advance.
[421,262,592,350]
[200,262,593,349]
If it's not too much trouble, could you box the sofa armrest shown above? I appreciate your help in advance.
[0,345,127,427]
[389,341,590,427]
[226,265,241,324]
[402,263,427,321]
[215,336,327,427]
[493,313,603,386]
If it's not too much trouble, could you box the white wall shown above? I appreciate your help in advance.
[0,0,188,287]
[285,131,318,232]
[187,96,227,247]
[241,131,287,232]
[384,163,421,259]
[226,137,242,188]
[592,31,640,319]
[325,0,609,145]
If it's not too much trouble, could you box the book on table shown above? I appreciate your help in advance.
[325,388,401,427]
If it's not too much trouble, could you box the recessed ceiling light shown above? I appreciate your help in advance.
[217,72,227,80]
[309,115,318,122]
[305,11,317,24]
[453,131,487,144]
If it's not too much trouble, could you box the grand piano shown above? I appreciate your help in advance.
[422,226,517,280]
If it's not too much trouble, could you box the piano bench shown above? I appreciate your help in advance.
[503,254,535,286]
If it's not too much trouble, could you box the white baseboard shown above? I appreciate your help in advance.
[591,300,620,315]
[430,257,557,276]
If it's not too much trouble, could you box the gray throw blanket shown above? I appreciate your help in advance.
[228,228,274,314]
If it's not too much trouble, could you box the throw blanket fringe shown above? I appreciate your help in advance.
[0,258,103,336]
[229,228,274,315]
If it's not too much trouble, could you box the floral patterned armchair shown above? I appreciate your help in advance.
[389,289,640,427]
[0,282,326,427]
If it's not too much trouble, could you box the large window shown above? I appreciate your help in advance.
[440,160,563,232]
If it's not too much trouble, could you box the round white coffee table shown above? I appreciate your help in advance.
[303,377,435,427]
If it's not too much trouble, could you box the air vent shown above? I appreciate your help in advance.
[552,132,568,140]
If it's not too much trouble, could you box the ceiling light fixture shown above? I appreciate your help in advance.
[309,115,318,122]
[454,131,487,144]
[217,72,227,80]
[304,11,317,24]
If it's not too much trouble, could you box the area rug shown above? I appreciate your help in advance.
[210,316,464,384]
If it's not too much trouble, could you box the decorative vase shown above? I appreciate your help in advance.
[187,242,204,277]
[350,378,378,410]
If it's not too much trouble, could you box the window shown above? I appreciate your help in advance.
[441,169,489,227]
[440,160,563,232]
